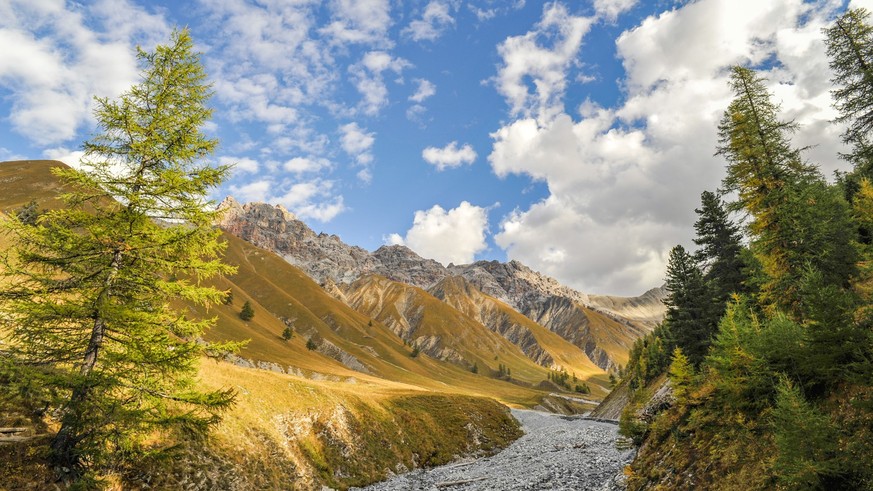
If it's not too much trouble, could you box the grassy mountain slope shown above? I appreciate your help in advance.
[0,159,592,489]
[343,274,560,386]
[429,275,610,394]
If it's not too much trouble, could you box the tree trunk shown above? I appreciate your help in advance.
[50,248,122,472]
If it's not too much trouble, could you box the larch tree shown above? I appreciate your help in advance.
[826,8,873,182]
[0,29,239,479]
[717,66,856,315]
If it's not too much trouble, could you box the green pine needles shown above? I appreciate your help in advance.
[0,29,240,481]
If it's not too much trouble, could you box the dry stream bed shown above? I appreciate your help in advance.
[354,409,634,491]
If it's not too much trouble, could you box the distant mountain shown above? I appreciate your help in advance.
[217,196,666,371]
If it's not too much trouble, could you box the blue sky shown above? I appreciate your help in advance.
[0,0,867,295]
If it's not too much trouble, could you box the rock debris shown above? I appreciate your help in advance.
[354,409,634,491]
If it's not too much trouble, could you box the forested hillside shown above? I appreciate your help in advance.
[618,9,873,490]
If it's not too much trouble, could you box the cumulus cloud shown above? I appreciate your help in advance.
[493,2,593,121]
[283,156,332,174]
[489,0,848,296]
[339,122,376,182]
[320,0,393,46]
[390,202,489,266]
[43,147,85,169]
[340,122,375,163]
[403,1,455,42]
[349,51,410,116]
[422,141,477,170]
[219,156,260,174]
[0,0,169,145]
[410,78,436,102]
[593,0,638,21]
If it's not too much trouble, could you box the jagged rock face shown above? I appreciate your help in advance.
[429,276,554,367]
[217,196,377,284]
[450,260,590,311]
[371,245,447,288]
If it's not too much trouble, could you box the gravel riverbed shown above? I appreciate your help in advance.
[353,409,635,491]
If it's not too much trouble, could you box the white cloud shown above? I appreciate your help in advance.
[0,0,170,145]
[219,156,259,174]
[283,157,332,174]
[493,2,593,121]
[229,177,345,222]
[339,122,376,182]
[422,141,477,170]
[593,0,638,21]
[392,202,489,266]
[339,122,375,164]
[489,0,849,296]
[43,147,85,169]
[349,51,410,116]
[403,1,455,42]
[320,0,393,46]
[410,78,436,102]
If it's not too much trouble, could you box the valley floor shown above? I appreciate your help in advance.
[354,410,633,491]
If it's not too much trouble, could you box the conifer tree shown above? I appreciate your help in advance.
[826,8,873,180]
[239,300,255,321]
[693,191,746,301]
[667,347,693,406]
[0,29,238,478]
[717,66,856,314]
[282,326,294,341]
[663,245,708,366]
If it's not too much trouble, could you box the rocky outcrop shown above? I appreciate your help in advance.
[217,196,377,284]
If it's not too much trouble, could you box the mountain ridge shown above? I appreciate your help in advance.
[216,195,666,371]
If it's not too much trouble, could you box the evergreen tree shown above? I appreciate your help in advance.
[663,245,708,366]
[717,66,856,314]
[826,8,873,181]
[282,326,294,342]
[693,191,746,300]
[239,300,255,321]
[306,338,317,351]
[0,29,238,477]
[667,347,693,406]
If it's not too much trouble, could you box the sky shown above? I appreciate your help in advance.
[0,0,869,296]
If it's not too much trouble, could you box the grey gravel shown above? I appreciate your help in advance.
[353,409,634,491]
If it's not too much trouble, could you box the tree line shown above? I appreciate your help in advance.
[620,9,873,490]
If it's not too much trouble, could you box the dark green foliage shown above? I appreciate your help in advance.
[0,29,240,480]
[574,383,590,394]
[471,363,479,374]
[14,200,42,226]
[663,245,710,366]
[826,8,873,181]
[223,290,234,305]
[239,300,255,321]
[306,338,317,351]
[282,326,294,342]
[771,377,839,489]
[624,324,670,390]
[410,345,420,358]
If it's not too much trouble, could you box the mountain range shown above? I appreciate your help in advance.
[217,196,665,372]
